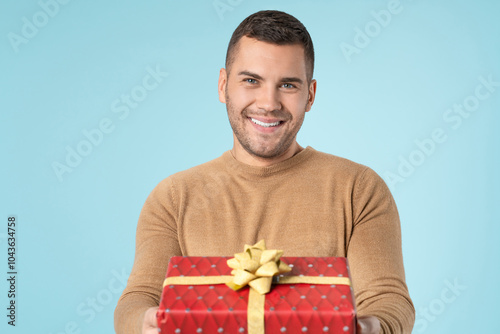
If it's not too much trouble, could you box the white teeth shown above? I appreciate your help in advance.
[250,118,281,127]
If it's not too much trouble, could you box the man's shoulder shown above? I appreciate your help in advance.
[156,151,228,187]
[307,147,369,175]
[307,148,388,193]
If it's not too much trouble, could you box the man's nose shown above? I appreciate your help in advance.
[255,86,282,112]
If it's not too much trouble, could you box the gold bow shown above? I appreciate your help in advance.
[225,240,291,295]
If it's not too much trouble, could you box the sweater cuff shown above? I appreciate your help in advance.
[114,295,157,334]
[358,300,415,334]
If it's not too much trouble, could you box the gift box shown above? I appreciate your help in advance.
[157,254,356,333]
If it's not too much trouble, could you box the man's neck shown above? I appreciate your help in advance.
[231,141,304,167]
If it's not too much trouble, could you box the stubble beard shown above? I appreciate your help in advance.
[225,92,306,160]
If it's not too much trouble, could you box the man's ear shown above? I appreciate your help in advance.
[305,79,317,112]
[218,68,227,103]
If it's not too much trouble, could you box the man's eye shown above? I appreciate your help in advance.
[245,78,257,84]
[282,83,295,89]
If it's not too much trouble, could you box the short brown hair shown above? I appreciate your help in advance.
[225,10,314,82]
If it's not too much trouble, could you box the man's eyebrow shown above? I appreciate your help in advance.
[237,71,303,84]
[237,71,263,80]
[281,77,303,84]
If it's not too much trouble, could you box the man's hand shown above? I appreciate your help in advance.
[142,306,159,334]
[357,315,381,334]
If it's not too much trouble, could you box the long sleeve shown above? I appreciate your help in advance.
[348,167,415,333]
[113,148,415,333]
[114,178,182,334]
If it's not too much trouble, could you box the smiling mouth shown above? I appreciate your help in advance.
[250,117,283,128]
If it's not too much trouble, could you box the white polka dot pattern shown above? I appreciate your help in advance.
[157,256,356,333]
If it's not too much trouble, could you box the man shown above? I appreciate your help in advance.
[115,10,415,334]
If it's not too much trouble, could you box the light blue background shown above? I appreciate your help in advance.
[1,0,499,333]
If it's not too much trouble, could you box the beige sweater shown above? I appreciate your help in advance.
[114,147,415,333]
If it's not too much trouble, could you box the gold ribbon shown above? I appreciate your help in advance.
[163,241,352,334]
[163,275,352,287]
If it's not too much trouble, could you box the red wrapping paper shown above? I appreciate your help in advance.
[157,256,356,333]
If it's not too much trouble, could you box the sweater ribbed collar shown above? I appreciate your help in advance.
[221,146,315,177]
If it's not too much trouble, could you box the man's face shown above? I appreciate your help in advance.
[218,36,316,161]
